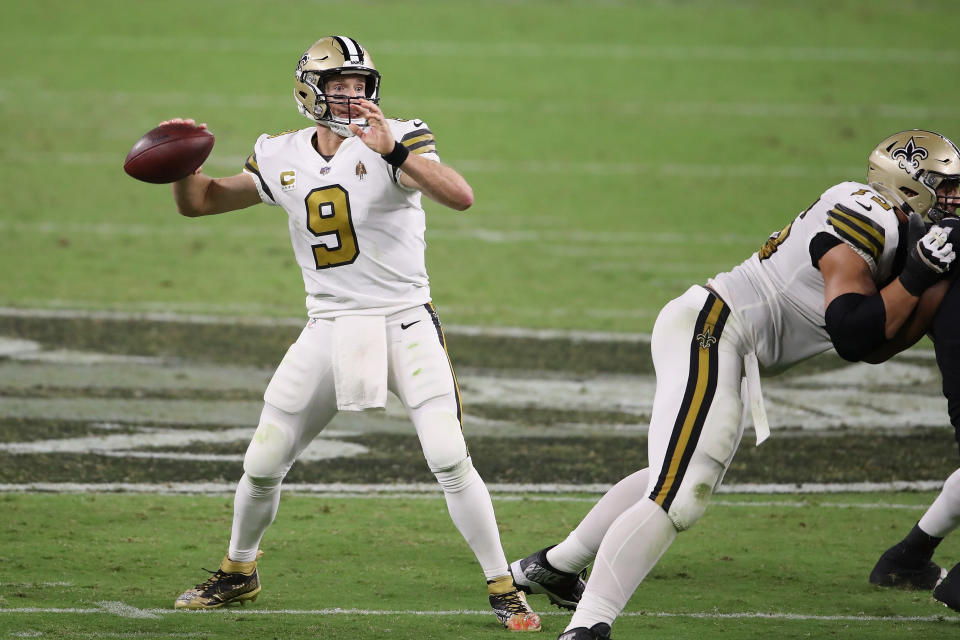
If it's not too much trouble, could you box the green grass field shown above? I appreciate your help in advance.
[4,1,960,638]
[4,0,960,331]
[3,493,959,639]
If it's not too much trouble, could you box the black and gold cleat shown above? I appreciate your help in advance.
[174,553,262,609]
[488,575,542,632]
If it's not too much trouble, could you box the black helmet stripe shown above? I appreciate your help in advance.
[333,35,364,63]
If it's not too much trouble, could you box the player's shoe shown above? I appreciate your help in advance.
[174,553,262,609]
[557,622,612,640]
[934,562,960,611]
[487,575,542,632]
[510,546,586,610]
[869,544,945,590]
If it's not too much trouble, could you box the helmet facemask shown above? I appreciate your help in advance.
[294,36,381,138]
[924,173,960,223]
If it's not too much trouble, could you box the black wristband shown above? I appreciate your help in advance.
[381,141,409,168]
[899,267,939,297]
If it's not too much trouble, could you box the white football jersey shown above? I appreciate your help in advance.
[243,119,441,317]
[708,181,904,372]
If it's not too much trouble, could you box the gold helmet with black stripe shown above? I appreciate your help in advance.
[294,36,381,138]
[868,129,960,222]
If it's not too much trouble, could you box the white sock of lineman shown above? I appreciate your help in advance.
[547,468,651,574]
[566,497,677,631]
[228,473,282,563]
[919,468,960,538]
[436,458,510,579]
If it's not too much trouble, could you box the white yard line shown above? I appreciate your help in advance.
[0,604,956,624]
[5,35,960,64]
[0,481,944,497]
[0,307,651,342]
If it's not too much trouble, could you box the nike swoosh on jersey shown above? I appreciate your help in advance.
[401,320,421,330]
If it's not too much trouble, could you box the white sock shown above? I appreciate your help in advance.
[919,468,960,539]
[436,460,509,579]
[547,469,651,574]
[566,498,677,631]
[228,473,282,562]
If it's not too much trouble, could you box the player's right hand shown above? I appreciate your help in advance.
[158,118,208,178]
[900,212,958,295]
[160,118,208,130]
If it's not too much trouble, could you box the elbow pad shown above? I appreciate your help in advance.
[824,292,887,362]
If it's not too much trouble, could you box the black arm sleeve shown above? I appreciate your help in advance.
[824,292,887,362]
[931,279,960,456]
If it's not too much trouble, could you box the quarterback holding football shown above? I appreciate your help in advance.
[159,35,540,632]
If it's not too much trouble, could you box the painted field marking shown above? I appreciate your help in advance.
[4,34,960,64]
[0,603,956,624]
[0,481,944,500]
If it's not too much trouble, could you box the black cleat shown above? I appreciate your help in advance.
[934,562,960,612]
[869,545,945,590]
[510,546,586,610]
[557,622,612,640]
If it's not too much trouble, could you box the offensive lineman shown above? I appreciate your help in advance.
[507,130,960,639]
[164,36,540,632]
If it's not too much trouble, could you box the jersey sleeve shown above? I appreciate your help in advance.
[812,186,895,275]
[389,119,441,188]
[242,134,278,206]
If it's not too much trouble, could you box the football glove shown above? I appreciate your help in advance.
[899,213,959,296]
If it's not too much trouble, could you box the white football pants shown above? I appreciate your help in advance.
[567,285,750,631]
[228,303,510,579]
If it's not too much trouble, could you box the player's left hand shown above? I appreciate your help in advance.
[349,99,394,154]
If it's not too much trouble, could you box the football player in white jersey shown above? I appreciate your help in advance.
[507,130,960,640]
[163,35,540,631]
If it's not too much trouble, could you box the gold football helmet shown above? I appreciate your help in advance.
[868,129,960,222]
[294,36,381,137]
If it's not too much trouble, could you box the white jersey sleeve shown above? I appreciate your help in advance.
[707,181,904,371]
[242,132,295,206]
[390,118,441,189]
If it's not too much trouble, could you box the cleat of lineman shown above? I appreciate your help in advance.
[557,622,612,640]
[488,575,542,632]
[869,545,945,590]
[174,553,262,609]
[510,546,586,610]
[934,561,960,612]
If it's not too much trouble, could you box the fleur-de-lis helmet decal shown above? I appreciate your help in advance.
[891,137,929,172]
[868,129,960,223]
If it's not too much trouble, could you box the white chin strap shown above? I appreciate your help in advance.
[318,114,367,139]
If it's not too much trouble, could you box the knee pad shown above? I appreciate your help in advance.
[243,421,297,480]
[416,410,468,473]
[239,472,282,498]
[434,457,476,493]
[660,454,725,532]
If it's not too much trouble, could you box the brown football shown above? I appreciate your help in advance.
[123,122,215,184]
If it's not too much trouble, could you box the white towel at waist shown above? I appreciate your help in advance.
[332,315,388,411]
[743,351,769,445]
